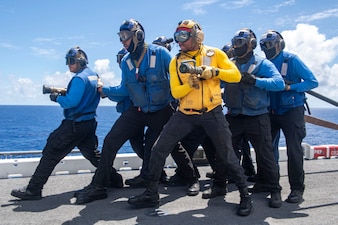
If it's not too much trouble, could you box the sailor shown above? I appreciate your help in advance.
[11,47,123,200]
[152,35,207,193]
[260,30,318,203]
[114,45,171,187]
[223,28,285,208]
[102,47,146,171]
[74,19,174,204]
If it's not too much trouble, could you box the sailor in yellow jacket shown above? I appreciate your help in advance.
[170,44,240,114]
[128,19,253,217]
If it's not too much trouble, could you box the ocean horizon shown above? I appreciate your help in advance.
[0,105,337,156]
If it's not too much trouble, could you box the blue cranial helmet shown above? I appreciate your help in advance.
[231,28,257,49]
[259,30,285,59]
[152,36,173,51]
[65,46,88,66]
[221,44,234,58]
[118,19,145,53]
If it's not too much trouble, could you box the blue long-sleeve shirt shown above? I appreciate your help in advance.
[102,86,131,113]
[58,77,84,109]
[57,67,100,121]
[102,43,172,113]
[225,54,285,116]
[269,51,318,115]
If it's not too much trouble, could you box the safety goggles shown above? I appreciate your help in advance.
[66,57,76,65]
[174,30,191,43]
[259,40,276,51]
[259,32,280,51]
[231,37,248,48]
[118,30,134,42]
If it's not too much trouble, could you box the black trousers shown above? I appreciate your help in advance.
[149,106,247,189]
[28,119,99,192]
[129,128,145,159]
[173,128,219,179]
[227,113,282,192]
[239,138,256,176]
[270,106,306,191]
[171,128,207,180]
[94,105,173,187]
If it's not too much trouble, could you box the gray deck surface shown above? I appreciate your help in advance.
[1,158,338,225]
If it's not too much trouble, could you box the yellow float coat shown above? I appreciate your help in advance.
[169,45,241,115]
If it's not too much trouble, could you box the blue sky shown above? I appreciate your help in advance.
[1,0,338,107]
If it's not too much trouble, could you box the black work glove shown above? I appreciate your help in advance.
[49,93,59,102]
[241,72,256,86]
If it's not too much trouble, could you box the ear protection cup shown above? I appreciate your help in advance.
[245,28,257,49]
[127,19,145,42]
[75,48,88,66]
[132,19,145,42]
[194,23,204,44]
[250,37,257,49]
[280,39,285,50]
[273,30,285,50]
[135,29,144,42]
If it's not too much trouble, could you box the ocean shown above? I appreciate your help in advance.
[0,105,337,156]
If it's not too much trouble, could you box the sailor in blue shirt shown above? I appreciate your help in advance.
[103,48,145,164]
[75,19,174,204]
[260,30,318,204]
[102,46,170,187]
[10,47,120,200]
[224,28,285,209]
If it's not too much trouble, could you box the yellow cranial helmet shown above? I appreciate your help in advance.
[175,19,204,44]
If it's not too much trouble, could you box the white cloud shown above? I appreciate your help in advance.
[31,47,58,58]
[254,0,295,13]
[276,7,338,27]
[295,8,338,23]
[0,58,121,105]
[0,42,19,49]
[40,59,121,90]
[33,37,61,46]
[43,71,73,87]
[93,59,119,87]
[221,0,254,10]
[282,23,338,105]
[0,76,47,105]
[183,0,219,15]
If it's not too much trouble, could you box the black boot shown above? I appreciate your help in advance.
[202,183,227,199]
[168,173,188,186]
[187,180,200,196]
[75,184,107,204]
[125,174,149,188]
[237,187,252,216]
[11,186,42,200]
[286,190,304,203]
[74,183,95,198]
[128,181,160,208]
[109,171,123,188]
[269,191,282,208]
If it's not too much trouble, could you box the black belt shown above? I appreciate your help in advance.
[73,111,96,120]
[183,107,208,113]
[72,111,96,132]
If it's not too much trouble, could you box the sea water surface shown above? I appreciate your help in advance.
[0,105,337,155]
